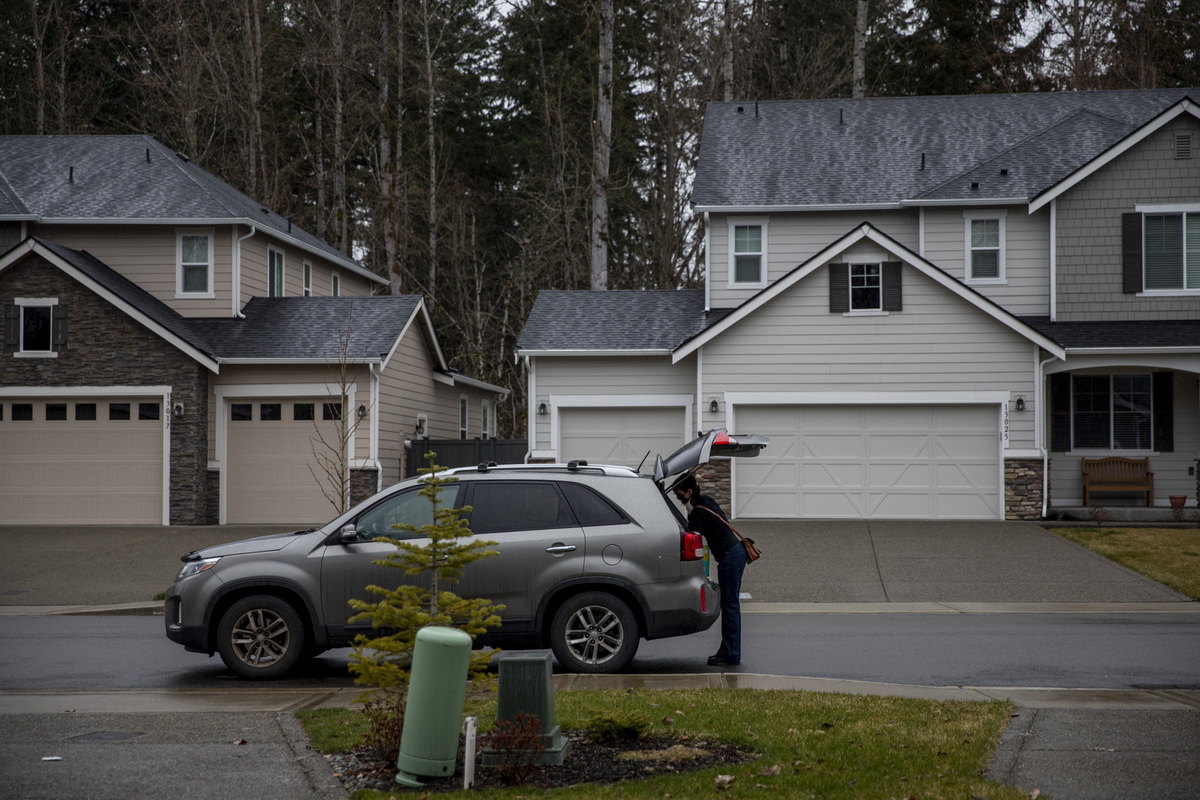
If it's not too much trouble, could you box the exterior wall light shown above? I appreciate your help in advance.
[357,404,366,418]
[538,402,548,415]
[1015,397,1025,412]
[709,399,720,414]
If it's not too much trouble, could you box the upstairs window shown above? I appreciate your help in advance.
[965,213,1005,281]
[177,230,213,296]
[829,262,902,313]
[481,400,491,439]
[728,218,767,287]
[303,261,313,296]
[331,272,341,296]
[459,396,468,439]
[6,298,65,356]
[1124,209,1200,292]
[268,248,285,296]
[850,264,881,310]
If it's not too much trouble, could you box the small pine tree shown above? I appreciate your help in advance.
[347,453,504,696]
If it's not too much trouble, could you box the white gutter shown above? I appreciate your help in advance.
[902,197,1029,207]
[518,349,673,358]
[696,346,704,436]
[234,225,256,318]
[1037,353,1060,519]
[693,202,903,214]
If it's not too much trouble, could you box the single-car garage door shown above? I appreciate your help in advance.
[0,396,165,524]
[735,405,1001,519]
[559,407,686,469]
[225,398,347,524]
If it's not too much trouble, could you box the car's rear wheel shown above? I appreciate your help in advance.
[216,595,305,680]
[550,591,638,673]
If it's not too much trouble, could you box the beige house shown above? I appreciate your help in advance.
[517,89,1200,520]
[0,135,506,526]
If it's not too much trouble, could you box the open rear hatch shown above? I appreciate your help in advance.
[653,429,768,490]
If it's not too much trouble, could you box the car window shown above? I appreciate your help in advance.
[559,482,629,527]
[354,484,461,541]
[467,481,577,534]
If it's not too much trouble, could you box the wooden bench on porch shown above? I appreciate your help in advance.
[1081,456,1154,507]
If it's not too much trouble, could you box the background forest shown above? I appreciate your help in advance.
[2,0,1197,436]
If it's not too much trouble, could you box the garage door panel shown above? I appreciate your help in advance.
[0,398,164,525]
[736,404,1000,520]
[559,407,685,469]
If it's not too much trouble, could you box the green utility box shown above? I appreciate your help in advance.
[395,626,472,787]
[481,651,570,767]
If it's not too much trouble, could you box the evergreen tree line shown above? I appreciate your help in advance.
[3,0,1197,435]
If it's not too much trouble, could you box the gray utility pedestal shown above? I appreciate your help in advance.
[481,651,570,767]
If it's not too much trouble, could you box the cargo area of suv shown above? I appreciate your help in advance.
[165,429,766,677]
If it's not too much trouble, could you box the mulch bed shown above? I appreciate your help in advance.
[325,730,757,793]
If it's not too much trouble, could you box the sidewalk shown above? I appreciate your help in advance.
[0,520,1197,799]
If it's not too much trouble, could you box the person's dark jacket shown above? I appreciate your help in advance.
[686,495,739,559]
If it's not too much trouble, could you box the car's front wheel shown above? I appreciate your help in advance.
[216,595,305,680]
[550,592,639,673]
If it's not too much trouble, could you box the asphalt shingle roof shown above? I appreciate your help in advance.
[692,89,1198,208]
[29,238,422,364]
[0,135,382,284]
[1018,317,1200,350]
[516,290,733,352]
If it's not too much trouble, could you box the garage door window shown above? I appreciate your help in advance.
[110,403,130,421]
[323,402,342,421]
[260,403,282,421]
[46,403,67,421]
[139,403,160,421]
[294,403,315,421]
[231,403,251,421]
[75,403,96,421]
[12,403,32,420]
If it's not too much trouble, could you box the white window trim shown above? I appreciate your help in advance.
[303,260,313,296]
[963,210,1006,284]
[481,399,491,439]
[1134,203,1200,295]
[727,216,768,289]
[331,271,341,297]
[848,261,884,313]
[14,297,58,358]
[176,228,215,298]
[268,247,285,297]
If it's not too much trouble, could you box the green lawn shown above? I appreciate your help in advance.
[1052,526,1200,599]
[298,688,1030,800]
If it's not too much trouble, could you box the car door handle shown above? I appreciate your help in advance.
[545,544,577,554]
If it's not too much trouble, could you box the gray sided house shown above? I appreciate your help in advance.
[517,89,1200,521]
[0,135,506,526]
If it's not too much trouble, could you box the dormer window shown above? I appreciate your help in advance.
[268,248,285,296]
[177,229,214,297]
[727,218,767,288]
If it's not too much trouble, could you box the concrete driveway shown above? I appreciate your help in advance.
[0,519,1186,608]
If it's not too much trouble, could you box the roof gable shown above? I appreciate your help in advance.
[671,223,1065,362]
[692,90,1199,210]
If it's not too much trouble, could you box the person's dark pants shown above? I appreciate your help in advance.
[715,542,747,663]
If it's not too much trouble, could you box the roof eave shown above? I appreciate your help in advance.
[691,202,904,214]
[517,348,675,357]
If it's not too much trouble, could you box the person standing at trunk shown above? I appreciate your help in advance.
[673,475,745,667]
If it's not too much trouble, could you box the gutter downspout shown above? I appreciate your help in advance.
[369,363,381,493]
[1038,353,1060,518]
[524,355,534,463]
[234,225,257,318]
[1048,200,1057,322]
[703,212,711,313]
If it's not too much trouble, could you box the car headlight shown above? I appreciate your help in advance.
[176,557,221,582]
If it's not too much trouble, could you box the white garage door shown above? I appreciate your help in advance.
[559,407,687,469]
[0,397,165,524]
[226,398,346,524]
[735,405,1001,520]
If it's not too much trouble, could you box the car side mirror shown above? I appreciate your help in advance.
[338,523,358,544]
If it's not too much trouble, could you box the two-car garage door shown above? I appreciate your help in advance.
[734,405,1001,520]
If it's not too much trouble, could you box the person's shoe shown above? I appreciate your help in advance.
[707,655,738,667]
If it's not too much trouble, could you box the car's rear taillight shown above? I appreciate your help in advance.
[680,531,705,561]
[700,585,707,612]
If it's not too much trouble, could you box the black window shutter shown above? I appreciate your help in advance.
[1152,371,1173,452]
[1122,212,1143,294]
[1049,373,1071,452]
[3,305,17,350]
[829,264,849,313]
[882,261,902,311]
[52,303,68,351]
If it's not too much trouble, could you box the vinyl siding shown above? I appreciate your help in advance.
[699,261,1038,450]
[532,356,696,452]
[1055,116,1200,322]
[707,210,920,309]
[922,205,1051,316]
[31,223,235,316]
[239,235,372,302]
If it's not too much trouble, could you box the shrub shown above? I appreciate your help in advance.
[484,712,545,785]
[586,711,650,744]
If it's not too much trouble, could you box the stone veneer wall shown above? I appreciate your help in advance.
[350,468,379,507]
[1005,458,1045,520]
[692,459,732,512]
[1,254,212,524]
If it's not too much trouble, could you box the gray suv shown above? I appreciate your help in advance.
[165,429,765,678]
